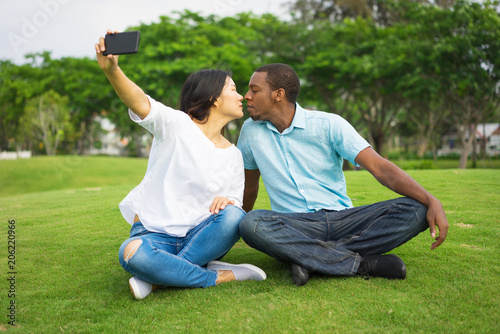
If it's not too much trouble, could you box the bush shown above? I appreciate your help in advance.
[393,159,435,170]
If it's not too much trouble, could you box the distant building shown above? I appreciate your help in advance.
[89,116,152,157]
[0,151,31,160]
[89,117,126,156]
[438,123,500,157]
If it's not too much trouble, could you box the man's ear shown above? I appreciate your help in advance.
[274,88,286,102]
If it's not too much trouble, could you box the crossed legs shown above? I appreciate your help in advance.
[119,205,245,289]
[239,197,429,277]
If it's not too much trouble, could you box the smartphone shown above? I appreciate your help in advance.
[103,31,140,56]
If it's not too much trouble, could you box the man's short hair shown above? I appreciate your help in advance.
[255,63,300,104]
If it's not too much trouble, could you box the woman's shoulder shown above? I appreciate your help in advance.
[215,136,234,150]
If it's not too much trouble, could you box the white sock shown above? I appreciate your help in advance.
[207,261,267,281]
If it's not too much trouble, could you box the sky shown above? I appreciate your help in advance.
[1,0,291,65]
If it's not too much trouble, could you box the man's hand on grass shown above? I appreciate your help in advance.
[427,198,449,250]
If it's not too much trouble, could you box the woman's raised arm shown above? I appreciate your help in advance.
[95,30,150,119]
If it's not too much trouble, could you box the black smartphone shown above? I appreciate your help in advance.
[103,31,141,56]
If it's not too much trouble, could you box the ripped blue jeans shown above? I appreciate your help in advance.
[239,197,428,276]
[119,205,245,288]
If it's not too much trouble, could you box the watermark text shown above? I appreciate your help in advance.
[6,219,16,326]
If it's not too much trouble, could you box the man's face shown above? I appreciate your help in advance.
[244,72,274,121]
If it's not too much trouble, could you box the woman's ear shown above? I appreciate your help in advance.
[212,97,220,108]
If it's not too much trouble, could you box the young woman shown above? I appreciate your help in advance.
[95,31,266,299]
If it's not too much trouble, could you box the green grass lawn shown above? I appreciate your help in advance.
[1,156,499,333]
[391,158,500,170]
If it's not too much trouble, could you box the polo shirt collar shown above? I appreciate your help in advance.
[260,103,306,134]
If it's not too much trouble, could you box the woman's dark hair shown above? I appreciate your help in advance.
[255,63,300,104]
[179,69,232,122]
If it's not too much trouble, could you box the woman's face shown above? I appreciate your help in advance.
[214,77,244,121]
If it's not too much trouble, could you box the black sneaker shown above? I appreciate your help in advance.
[291,264,311,286]
[357,254,407,279]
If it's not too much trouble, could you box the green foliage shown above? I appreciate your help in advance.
[1,2,499,161]
[297,0,500,157]
[0,54,114,154]
[18,90,73,155]
[0,61,41,151]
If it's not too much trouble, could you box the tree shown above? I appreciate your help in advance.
[299,18,412,156]
[0,60,40,152]
[290,0,499,161]
[288,0,458,25]
[1,52,114,155]
[386,2,451,158]
[431,0,500,168]
[5,4,497,161]
[36,54,115,155]
[20,90,73,155]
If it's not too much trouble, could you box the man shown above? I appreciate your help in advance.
[237,63,449,286]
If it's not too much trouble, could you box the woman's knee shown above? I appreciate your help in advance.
[218,204,245,225]
[119,238,143,266]
[204,205,245,241]
[124,239,142,261]
[220,205,245,221]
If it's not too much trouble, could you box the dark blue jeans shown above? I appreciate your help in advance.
[239,197,428,276]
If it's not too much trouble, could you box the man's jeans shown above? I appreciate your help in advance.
[239,197,428,276]
[119,205,245,288]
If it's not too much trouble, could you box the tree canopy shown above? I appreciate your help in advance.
[1,1,498,167]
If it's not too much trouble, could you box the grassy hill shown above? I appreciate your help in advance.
[0,156,147,198]
[1,156,498,333]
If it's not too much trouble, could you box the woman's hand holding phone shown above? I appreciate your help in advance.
[95,30,119,73]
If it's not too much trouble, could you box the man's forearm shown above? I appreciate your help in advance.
[242,169,261,212]
[377,162,434,208]
[242,191,258,212]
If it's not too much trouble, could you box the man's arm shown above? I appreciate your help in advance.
[242,169,261,212]
[95,30,150,119]
[355,147,449,250]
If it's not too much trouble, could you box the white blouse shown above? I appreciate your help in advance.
[119,96,244,237]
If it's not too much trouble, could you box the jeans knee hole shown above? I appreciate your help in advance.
[124,239,142,262]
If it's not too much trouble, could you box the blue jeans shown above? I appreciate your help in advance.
[239,197,428,276]
[119,205,245,288]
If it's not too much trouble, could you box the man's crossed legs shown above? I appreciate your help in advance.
[239,197,428,286]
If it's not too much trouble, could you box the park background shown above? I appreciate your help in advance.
[1,0,499,167]
[1,0,499,332]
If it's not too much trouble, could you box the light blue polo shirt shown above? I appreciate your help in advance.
[237,103,371,213]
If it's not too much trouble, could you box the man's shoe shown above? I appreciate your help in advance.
[357,254,407,279]
[291,264,311,286]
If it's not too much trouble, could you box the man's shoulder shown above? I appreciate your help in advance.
[301,108,354,132]
[302,108,342,121]
[241,118,265,132]
[242,117,260,125]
